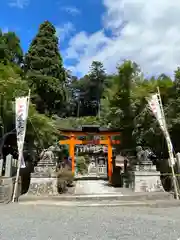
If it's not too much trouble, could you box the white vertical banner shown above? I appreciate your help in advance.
[147,94,165,132]
[147,93,175,166]
[12,90,30,202]
[147,90,179,200]
[15,96,29,168]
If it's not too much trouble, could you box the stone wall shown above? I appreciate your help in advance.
[0,177,21,203]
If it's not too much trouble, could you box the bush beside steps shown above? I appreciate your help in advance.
[56,166,74,194]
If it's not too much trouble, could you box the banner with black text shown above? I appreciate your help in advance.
[147,93,175,166]
[15,96,29,168]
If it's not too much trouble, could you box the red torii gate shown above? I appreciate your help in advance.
[59,126,121,181]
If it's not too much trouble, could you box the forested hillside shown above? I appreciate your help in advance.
[0,21,180,157]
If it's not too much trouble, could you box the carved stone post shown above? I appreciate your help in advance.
[0,159,4,176]
[5,154,12,177]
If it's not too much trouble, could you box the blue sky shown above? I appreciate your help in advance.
[0,0,105,76]
[0,0,104,50]
[0,0,180,77]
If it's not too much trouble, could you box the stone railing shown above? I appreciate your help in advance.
[0,154,21,203]
[97,165,107,175]
[87,164,107,177]
[0,154,18,178]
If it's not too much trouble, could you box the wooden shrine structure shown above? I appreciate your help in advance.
[59,125,121,180]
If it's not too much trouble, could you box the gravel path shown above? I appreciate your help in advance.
[1,204,180,240]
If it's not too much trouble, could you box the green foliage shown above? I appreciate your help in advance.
[0,63,57,152]
[101,61,177,156]
[2,20,180,161]
[131,75,174,155]
[76,156,87,174]
[66,61,106,117]
[55,116,102,129]
[57,166,74,193]
[108,61,136,149]
[24,21,65,115]
[0,31,23,65]
[27,105,58,151]
[88,61,106,102]
[0,63,28,134]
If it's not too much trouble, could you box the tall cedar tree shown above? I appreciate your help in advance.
[88,61,106,115]
[24,21,65,115]
[77,61,106,116]
[110,61,135,150]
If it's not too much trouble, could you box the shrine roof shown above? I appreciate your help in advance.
[59,126,121,137]
[59,125,121,133]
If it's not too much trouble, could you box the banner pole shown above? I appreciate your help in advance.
[156,87,179,200]
[12,149,23,202]
[27,89,31,113]
[12,90,31,203]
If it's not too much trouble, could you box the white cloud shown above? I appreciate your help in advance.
[56,22,75,42]
[64,0,180,77]
[8,0,29,9]
[60,6,81,16]
[2,27,9,33]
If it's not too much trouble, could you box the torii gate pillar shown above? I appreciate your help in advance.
[59,128,121,181]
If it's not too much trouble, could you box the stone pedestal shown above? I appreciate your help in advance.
[132,162,164,192]
[28,152,58,196]
[31,166,56,178]
[28,177,58,196]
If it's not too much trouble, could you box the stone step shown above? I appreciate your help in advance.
[37,163,56,167]
[37,164,55,167]
[19,199,180,208]
[20,191,174,202]
[37,160,55,163]
[37,162,55,163]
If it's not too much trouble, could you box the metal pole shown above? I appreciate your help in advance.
[98,101,101,119]
[157,87,179,200]
[12,151,22,202]
[0,94,4,137]
[77,100,80,118]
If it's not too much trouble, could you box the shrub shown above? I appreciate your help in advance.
[76,156,87,175]
[56,166,74,193]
